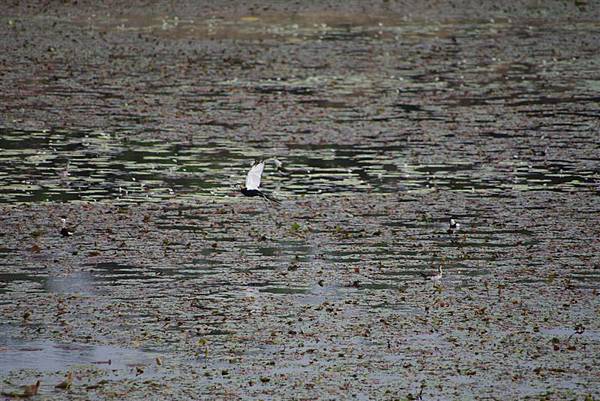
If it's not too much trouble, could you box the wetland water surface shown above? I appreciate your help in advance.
[1,3,599,400]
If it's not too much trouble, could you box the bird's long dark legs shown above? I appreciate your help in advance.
[259,191,281,205]
[260,193,280,224]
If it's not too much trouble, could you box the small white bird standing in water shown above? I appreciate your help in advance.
[240,160,280,204]
[272,158,311,175]
[272,159,286,173]
[430,265,443,282]
[420,265,443,283]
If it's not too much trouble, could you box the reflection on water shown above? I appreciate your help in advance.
[1,18,599,203]
[0,338,158,375]
[45,272,96,295]
[0,126,597,203]
[0,272,97,296]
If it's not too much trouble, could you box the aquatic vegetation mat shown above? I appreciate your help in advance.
[1,1,599,399]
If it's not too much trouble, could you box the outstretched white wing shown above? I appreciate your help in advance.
[245,161,264,190]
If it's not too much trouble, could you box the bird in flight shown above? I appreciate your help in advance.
[240,160,280,204]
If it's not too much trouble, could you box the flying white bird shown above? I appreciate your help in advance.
[240,160,280,204]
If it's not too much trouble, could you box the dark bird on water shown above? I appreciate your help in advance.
[60,217,74,237]
[447,218,460,234]
[240,160,280,204]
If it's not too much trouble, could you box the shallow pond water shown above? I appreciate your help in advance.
[0,338,159,375]
[1,4,600,400]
